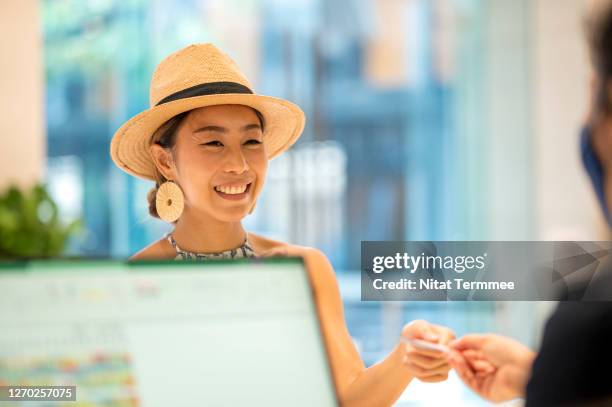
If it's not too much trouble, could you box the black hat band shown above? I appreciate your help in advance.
[156,81,253,106]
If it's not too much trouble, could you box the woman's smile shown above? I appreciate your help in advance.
[213,182,252,201]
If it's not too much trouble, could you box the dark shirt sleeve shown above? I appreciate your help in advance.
[525,302,612,407]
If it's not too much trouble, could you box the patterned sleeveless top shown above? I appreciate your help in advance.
[166,233,257,260]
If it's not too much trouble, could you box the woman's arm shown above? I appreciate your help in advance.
[302,248,453,407]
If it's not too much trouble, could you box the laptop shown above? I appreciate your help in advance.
[0,258,339,406]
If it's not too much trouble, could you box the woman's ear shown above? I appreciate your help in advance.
[150,144,176,180]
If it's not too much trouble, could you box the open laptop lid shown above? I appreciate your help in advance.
[0,258,340,406]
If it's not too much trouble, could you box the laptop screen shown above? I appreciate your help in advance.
[0,258,339,406]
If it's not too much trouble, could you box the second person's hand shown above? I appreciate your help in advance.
[448,334,536,403]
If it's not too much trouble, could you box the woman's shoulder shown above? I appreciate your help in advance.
[130,237,176,261]
[248,233,320,256]
[248,233,333,273]
[247,232,290,252]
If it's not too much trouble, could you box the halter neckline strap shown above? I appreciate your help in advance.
[165,233,256,260]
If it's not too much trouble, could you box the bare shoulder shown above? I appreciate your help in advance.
[248,232,336,285]
[129,238,176,261]
[246,232,290,253]
[248,232,325,259]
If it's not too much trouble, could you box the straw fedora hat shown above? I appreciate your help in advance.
[110,43,305,180]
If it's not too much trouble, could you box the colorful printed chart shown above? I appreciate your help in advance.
[0,352,140,406]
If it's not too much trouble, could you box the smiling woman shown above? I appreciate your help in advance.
[110,43,456,406]
[149,105,267,227]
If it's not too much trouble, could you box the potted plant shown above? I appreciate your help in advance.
[0,184,81,258]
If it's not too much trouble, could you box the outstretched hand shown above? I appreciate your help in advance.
[448,334,535,403]
[400,320,455,383]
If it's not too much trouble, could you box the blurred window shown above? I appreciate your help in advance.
[42,1,535,404]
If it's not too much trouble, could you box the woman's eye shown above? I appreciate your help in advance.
[245,139,262,145]
[202,141,223,147]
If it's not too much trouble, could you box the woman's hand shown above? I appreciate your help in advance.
[447,334,535,403]
[400,320,455,383]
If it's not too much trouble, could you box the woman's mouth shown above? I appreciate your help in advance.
[214,183,252,201]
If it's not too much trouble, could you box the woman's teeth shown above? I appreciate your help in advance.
[215,184,248,194]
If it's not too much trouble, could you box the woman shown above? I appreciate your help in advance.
[110,43,454,406]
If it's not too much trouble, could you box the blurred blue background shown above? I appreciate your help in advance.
[1,0,602,404]
[42,0,501,260]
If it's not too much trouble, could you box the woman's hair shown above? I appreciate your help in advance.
[147,111,190,220]
[147,107,266,221]
[587,3,612,113]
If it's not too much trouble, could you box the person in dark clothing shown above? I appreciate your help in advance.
[449,299,612,407]
[448,4,612,406]
[526,301,612,407]
[582,1,612,227]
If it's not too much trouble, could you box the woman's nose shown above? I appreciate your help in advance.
[223,147,249,174]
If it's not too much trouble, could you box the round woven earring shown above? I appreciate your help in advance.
[156,181,184,222]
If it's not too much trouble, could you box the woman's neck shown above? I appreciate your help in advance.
[171,207,247,254]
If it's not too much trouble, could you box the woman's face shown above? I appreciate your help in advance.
[167,104,268,222]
